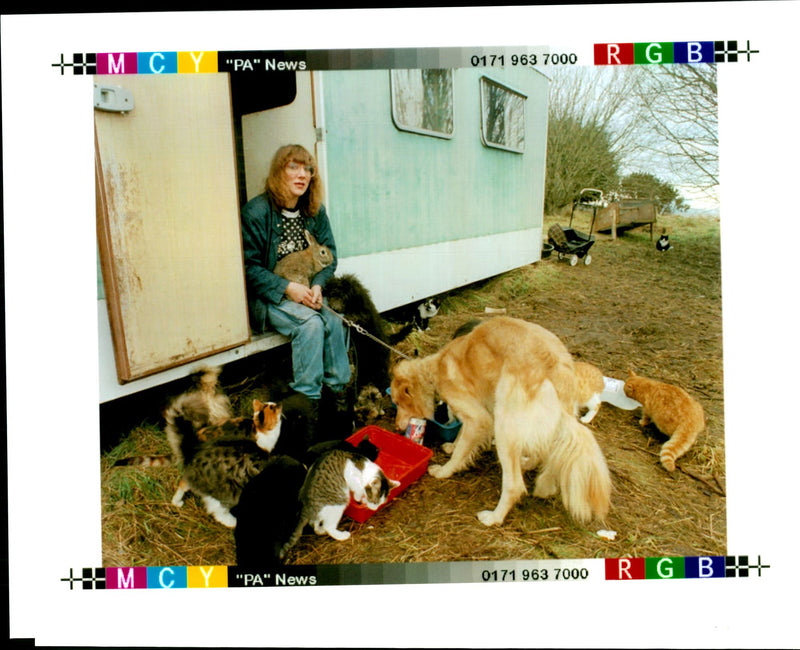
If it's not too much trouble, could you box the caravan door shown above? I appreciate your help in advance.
[96,74,250,382]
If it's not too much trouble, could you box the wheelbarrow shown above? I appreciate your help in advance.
[548,223,595,266]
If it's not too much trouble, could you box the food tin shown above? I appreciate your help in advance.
[404,417,426,445]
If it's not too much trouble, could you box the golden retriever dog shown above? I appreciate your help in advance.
[390,317,611,526]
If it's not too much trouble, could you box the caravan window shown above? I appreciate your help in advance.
[390,69,454,139]
[480,76,526,153]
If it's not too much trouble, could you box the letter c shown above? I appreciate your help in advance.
[159,567,175,588]
[149,52,165,74]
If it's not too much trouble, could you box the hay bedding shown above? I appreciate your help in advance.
[102,214,725,566]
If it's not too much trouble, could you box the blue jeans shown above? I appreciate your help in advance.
[266,298,351,400]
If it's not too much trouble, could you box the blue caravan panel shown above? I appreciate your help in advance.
[321,67,549,259]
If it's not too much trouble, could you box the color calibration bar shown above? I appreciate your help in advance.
[62,555,768,590]
[52,41,757,76]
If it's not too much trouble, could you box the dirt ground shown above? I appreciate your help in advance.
[101,211,725,566]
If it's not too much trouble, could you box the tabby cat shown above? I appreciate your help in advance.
[575,361,605,423]
[169,400,283,528]
[623,370,705,471]
[280,448,400,557]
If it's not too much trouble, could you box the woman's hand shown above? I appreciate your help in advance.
[285,281,322,310]
[309,285,323,310]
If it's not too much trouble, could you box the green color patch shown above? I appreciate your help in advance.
[645,556,685,579]
[635,42,675,64]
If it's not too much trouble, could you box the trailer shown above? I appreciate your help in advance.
[594,199,658,240]
[95,66,550,402]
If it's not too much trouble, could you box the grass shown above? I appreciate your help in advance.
[101,211,726,567]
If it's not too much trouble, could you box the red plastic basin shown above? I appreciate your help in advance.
[344,425,433,522]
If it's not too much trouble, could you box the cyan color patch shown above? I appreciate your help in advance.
[147,566,187,589]
[137,52,178,74]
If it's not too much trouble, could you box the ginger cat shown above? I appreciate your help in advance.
[623,370,705,471]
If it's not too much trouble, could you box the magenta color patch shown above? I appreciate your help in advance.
[96,52,138,75]
[105,566,148,589]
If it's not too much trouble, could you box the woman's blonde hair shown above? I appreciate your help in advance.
[265,144,323,217]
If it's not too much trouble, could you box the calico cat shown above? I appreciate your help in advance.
[231,454,307,566]
[575,361,605,423]
[623,370,705,471]
[280,448,400,557]
[116,399,281,468]
[169,400,283,527]
[195,399,282,449]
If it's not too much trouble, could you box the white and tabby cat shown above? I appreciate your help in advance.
[280,448,400,557]
[168,400,283,527]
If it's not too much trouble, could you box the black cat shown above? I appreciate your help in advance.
[231,454,307,566]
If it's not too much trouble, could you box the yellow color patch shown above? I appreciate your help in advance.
[187,565,228,588]
[177,51,218,73]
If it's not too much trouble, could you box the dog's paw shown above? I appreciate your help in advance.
[441,442,455,455]
[428,464,452,479]
[477,510,503,526]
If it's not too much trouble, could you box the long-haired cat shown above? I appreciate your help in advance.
[325,273,413,392]
[165,366,233,454]
[623,370,705,471]
[231,454,307,566]
[575,361,605,423]
[168,400,283,527]
[280,448,400,557]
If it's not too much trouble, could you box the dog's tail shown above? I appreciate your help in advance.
[554,416,612,524]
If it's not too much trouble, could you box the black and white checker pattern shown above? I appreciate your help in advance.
[725,555,770,578]
[51,53,97,75]
[61,567,106,590]
[714,40,759,63]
